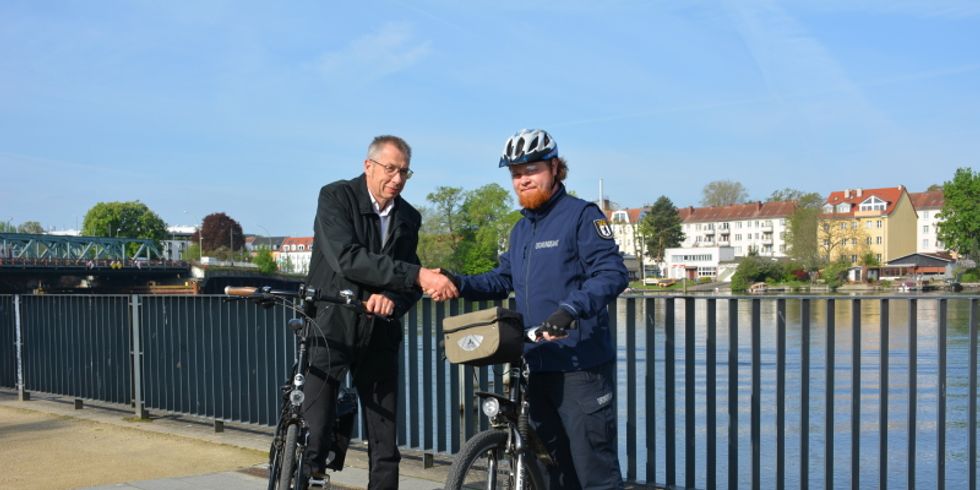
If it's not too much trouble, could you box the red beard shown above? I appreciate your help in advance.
[518,185,553,210]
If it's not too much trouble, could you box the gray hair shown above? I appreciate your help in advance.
[367,135,412,164]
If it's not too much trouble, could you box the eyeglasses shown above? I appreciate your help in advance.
[369,159,414,179]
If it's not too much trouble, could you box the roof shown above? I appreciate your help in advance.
[606,208,645,224]
[909,190,944,210]
[280,236,314,249]
[677,201,796,224]
[886,251,954,267]
[822,186,906,217]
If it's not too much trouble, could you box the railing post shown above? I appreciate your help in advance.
[131,294,146,419]
[14,294,29,401]
[907,298,917,488]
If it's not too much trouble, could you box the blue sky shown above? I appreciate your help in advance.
[2,1,978,236]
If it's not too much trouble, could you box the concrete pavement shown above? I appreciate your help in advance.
[0,389,447,490]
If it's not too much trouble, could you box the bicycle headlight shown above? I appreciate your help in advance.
[481,397,500,418]
[289,389,305,406]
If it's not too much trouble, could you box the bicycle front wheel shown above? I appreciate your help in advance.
[273,423,300,490]
[445,429,545,490]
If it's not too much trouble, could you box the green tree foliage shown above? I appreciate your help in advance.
[456,184,519,274]
[937,167,980,260]
[182,243,201,262]
[821,259,851,291]
[860,251,880,267]
[730,256,784,292]
[194,212,244,253]
[785,192,824,272]
[0,220,17,232]
[926,183,944,192]
[253,248,277,274]
[419,183,518,274]
[700,180,749,207]
[82,201,168,241]
[639,196,685,263]
[767,188,806,202]
[17,221,45,234]
[419,186,465,270]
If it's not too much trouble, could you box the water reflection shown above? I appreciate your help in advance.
[613,296,977,488]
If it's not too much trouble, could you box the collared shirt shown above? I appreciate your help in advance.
[367,188,395,247]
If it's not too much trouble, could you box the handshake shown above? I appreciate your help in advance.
[418,267,460,302]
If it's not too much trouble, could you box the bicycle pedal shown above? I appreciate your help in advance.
[308,474,330,488]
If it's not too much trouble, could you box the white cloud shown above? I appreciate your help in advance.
[315,22,432,82]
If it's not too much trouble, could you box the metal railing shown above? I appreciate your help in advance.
[1,294,977,489]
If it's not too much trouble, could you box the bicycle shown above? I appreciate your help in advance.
[225,284,365,490]
[444,323,571,490]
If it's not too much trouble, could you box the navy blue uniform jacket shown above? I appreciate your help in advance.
[458,185,628,373]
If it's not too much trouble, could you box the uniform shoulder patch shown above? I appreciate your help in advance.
[593,218,614,240]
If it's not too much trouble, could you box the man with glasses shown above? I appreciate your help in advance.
[434,129,628,489]
[303,135,457,489]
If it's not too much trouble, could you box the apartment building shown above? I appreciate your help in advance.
[909,190,945,253]
[277,236,314,274]
[678,201,796,258]
[819,186,917,264]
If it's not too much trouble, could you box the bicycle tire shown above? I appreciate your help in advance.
[276,423,300,489]
[445,429,546,490]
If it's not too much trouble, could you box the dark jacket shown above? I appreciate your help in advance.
[305,174,423,349]
[458,185,628,372]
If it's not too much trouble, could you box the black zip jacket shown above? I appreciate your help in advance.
[305,174,423,348]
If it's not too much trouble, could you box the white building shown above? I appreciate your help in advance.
[663,246,736,280]
[277,236,313,274]
[678,201,796,258]
[910,190,945,253]
[164,225,197,261]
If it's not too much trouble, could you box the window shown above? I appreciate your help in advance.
[780,232,785,239]
[876,254,882,262]
[840,223,847,230]
[866,237,872,245]
[850,255,858,263]
[735,234,742,241]
[735,246,742,255]
[736,222,742,229]
[823,239,830,247]
[923,239,929,249]
[859,196,886,211]
[876,236,882,245]
[923,225,929,233]
[851,238,857,246]
[836,203,851,213]
[852,221,858,229]
[876,220,882,228]
[865,221,873,229]
[823,204,834,213]
[779,244,786,252]
[823,223,830,232]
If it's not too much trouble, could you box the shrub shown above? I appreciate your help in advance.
[821,260,851,291]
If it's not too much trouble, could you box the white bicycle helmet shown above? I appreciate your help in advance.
[498,129,559,167]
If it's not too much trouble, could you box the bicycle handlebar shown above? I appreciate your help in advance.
[223,284,369,315]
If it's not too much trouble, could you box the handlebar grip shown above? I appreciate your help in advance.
[224,286,258,297]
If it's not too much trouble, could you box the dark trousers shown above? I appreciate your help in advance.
[527,361,624,490]
[302,324,401,490]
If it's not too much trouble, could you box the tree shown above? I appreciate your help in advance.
[927,183,944,192]
[0,220,16,233]
[456,184,519,274]
[253,248,278,274]
[767,188,808,203]
[817,219,869,264]
[420,186,466,270]
[784,192,824,272]
[639,196,685,264]
[194,213,244,253]
[17,221,45,234]
[701,180,748,207]
[82,201,168,241]
[937,167,980,260]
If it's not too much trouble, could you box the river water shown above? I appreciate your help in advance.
[613,295,977,488]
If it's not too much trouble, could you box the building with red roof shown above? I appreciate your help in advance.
[819,186,917,264]
[277,236,314,274]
